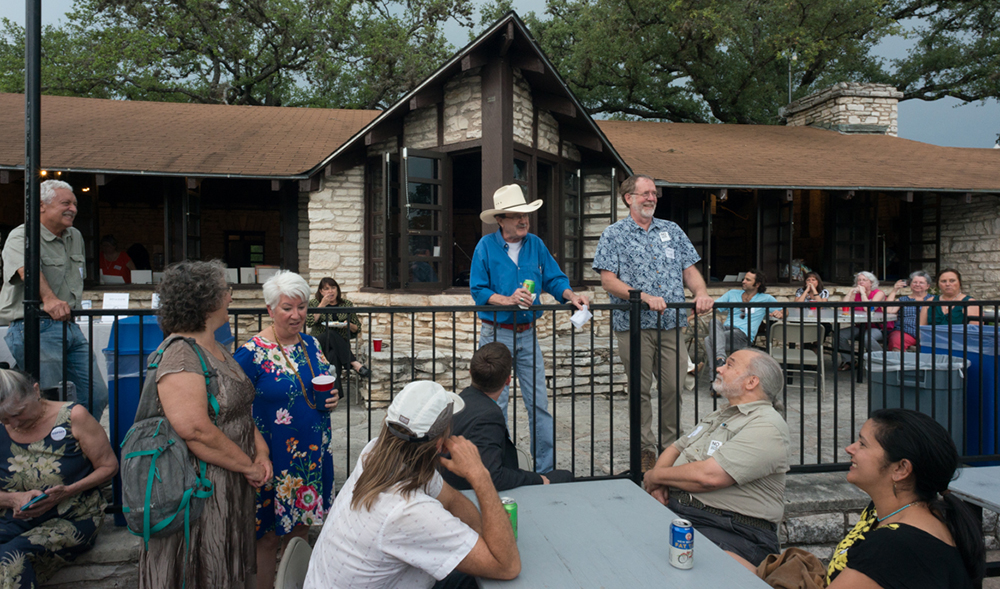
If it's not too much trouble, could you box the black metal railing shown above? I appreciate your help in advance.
[31,295,999,517]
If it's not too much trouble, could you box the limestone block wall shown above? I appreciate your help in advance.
[300,166,365,290]
[366,137,398,157]
[562,141,581,162]
[403,106,438,150]
[538,110,559,155]
[784,82,903,136]
[927,195,1000,297]
[443,69,482,144]
[512,68,534,147]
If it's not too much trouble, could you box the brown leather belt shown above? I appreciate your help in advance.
[669,488,776,532]
[482,319,534,333]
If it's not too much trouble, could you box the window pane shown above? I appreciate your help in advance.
[564,219,578,236]
[407,208,438,231]
[373,214,384,235]
[564,171,578,193]
[408,235,439,257]
[409,156,438,179]
[563,238,578,258]
[564,195,579,215]
[513,159,528,182]
[409,261,439,283]
[373,237,384,258]
[563,261,577,279]
[407,182,439,206]
[373,261,385,283]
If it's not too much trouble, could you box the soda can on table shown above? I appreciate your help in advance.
[501,496,518,541]
[669,518,694,569]
[518,280,535,310]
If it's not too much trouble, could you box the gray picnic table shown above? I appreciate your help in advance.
[465,478,770,588]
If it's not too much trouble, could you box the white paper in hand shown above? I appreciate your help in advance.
[570,305,593,329]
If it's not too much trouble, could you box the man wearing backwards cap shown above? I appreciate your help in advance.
[470,184,589,474]
[305,381,520,588]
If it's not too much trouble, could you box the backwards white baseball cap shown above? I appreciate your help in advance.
[386,381,465,442]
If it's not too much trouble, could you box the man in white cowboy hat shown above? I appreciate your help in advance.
[469,184,589,474]
[305,380,520,588]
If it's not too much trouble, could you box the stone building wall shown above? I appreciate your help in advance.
[784,82,903,136]
[537,110,559,156]
[512,68,534,147]
[443,69,482,144]
[926,195,1000,297]
[299,166,365,290]
[562,141,581,162]
[403,106,438,150]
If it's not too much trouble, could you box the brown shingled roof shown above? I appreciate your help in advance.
[597,120,1000,192]
[0,93,379,178]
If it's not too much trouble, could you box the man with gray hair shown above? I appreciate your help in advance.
[643,348,790,565]
[0,180,108,417]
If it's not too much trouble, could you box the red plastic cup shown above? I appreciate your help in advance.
[311,375,337,412]
[373,338,383,352]
[841,307,850,315]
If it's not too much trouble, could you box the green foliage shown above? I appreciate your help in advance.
[521,0,1000,125]
[0,0,474,108]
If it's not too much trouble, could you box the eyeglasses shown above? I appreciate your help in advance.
[629,191,658,200]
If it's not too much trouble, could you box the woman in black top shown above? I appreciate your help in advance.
[825,409,984,588]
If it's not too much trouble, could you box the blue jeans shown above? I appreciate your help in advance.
[479,323,554,473]
[5,317,108,417]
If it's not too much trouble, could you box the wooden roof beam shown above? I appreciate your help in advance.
[561,125,603,153]
[512,54,544,74]
[365,118,403,146]
[409,86,443,111]
[535,92,576,118]
[500,22,515,56]
[299,176,320,192]
[462,52,487,71]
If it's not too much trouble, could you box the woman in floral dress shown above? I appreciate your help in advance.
[234,271,338,589]
[0,369,118,589]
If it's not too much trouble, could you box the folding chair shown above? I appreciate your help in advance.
[769,323,825,395]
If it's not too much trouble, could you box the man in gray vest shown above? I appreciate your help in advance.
[643,348,790,565]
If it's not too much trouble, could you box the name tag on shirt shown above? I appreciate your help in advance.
[665,247,675,259]
[687,425,704,438]
[80,267,85,278]
[707,439,723,456]
[659,231,671,242]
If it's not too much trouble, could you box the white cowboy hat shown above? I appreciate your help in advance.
[480,184,543,224]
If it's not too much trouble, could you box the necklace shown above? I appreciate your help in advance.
[271,328,319,409]
[877,501,916,523]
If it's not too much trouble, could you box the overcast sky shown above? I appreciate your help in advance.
[3,0,998,148]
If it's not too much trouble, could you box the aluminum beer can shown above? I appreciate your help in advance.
[518,280,535,310]
[501,497,518,541]
[669,518,694,569]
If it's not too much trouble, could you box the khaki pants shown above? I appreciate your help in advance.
[615,328,682,454]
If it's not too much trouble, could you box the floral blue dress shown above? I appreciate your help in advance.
[0,403,106,589]
[234,333,335,539]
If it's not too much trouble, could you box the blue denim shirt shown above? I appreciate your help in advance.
[470,230,571,324]
[592,216,700,331]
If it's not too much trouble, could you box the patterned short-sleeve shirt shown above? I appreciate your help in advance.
[592,216,700,331]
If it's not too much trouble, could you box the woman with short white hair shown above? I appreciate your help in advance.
[233,271,338,589]
[837,271,887,371]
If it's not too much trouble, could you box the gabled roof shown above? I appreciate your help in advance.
[0,93,379,179]
[598,120,1000,193]
[311,11,631,176]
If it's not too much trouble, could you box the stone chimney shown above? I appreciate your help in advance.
[782,82,904,136]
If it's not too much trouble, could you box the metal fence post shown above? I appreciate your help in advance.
[629,289,643,484]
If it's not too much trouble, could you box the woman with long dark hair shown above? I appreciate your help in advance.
[824,408,984,587]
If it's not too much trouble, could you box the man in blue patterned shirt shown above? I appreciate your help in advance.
[470,185,589,474]
[593,174,713,472]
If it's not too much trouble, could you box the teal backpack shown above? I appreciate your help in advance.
[120,335,218,553]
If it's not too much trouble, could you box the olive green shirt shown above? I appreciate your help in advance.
[672,400,791,525]
[0,223,86,325]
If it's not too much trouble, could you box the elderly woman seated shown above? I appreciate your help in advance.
[836,271,886,371]
[0,369,118,588]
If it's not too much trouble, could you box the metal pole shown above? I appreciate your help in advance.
[628,289,643,484]
[23,0,42,380]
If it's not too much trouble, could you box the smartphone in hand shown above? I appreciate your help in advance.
[21,492,48,511]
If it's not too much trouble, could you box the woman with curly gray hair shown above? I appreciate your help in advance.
[837,271,887,371]
[139,260,271,589]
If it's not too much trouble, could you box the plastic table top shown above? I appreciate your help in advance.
[466,479,770,589]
